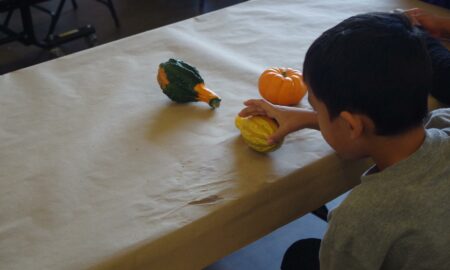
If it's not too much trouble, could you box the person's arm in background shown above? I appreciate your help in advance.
[405,8,450,39]
[405,8,450,105]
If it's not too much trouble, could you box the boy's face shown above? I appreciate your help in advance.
[308,91,367,159]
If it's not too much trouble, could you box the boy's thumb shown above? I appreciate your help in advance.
[268,126,289,144]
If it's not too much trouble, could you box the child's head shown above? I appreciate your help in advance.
[303,12,432,158]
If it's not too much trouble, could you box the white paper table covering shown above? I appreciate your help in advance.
[1,0,448,269]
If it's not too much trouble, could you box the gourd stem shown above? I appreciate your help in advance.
[209,98,221,109]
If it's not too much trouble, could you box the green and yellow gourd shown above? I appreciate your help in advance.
[235,115,283,153]
[157,58,221,109]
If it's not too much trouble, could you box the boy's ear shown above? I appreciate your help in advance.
[339,111,364,140]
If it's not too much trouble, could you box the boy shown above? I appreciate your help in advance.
[239,12,450,269]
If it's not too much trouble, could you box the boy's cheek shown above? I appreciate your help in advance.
[320,130,339,151]
[320,130,357,159]
[334,145,369,160]
[335,151,361,160]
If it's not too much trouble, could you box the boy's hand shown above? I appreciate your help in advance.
[238,99,318,144]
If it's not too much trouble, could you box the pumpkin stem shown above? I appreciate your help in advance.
[281,71,287,77]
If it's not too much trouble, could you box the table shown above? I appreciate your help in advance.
[1,0,448,269]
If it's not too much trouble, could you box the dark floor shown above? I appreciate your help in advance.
[0,0,246,74]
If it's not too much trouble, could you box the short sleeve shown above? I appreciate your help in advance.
[424,108,450,134]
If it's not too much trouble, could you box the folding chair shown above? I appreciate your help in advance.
[71,0,120,27]
[0,0,96,55]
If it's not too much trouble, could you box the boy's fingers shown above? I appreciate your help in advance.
[238,106,267,117]
[243,99,274,111]
[243,99,264,106]
[241,99,276,117]
[268,126,290,144]
[240,99,288,144]
[257,100,278,117]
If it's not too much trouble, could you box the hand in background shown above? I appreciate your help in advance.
[405,8,450,39]
[238,99,318,144]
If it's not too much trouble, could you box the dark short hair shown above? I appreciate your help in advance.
[303,12,432,135]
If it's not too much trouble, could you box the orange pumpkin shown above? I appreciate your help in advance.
[258,68,307,106]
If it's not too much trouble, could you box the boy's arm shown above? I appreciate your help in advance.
[238,99,319,144]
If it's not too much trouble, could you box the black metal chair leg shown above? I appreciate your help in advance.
[0,0,96,52]
[3,9,14,26]
[18,4,40,46]
[199,0,205,13]
[105,0,119,27]
[58,0,120,28]
[311,205,329,222]
[46,0,67,38]
[71,0,78,10]
[96,0,120,27]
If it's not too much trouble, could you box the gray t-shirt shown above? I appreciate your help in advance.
[320,108,450,270]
